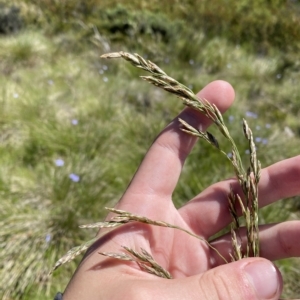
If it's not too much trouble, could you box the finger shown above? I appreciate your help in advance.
[179,155,300,237]
[210,220,300,266]
[137,258,282,300]
[117,80,235,213]
[64,257,282,300]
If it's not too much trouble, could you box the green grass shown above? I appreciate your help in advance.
[0,1,300,299]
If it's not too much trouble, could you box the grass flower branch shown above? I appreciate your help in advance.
[100,246,173,279]
[101,51,261,258]
[52,51,261,279]
[101,207,228,264]
[51,206,228,275]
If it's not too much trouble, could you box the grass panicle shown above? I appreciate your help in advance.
[101,52,246,176]
[101,51,261,260]
[105,207,227,264]
[50,237,98,275]
[100,246,172,279]
[52,207,228,271]
[53,52,262,277]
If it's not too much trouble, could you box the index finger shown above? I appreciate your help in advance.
[117,80,235,214]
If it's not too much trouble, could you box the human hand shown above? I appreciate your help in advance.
[63,80,300,300]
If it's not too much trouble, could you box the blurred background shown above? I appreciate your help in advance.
[0,0,300,299]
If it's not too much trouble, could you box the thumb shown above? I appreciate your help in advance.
[164,258,282,300]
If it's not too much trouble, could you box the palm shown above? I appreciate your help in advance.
[118,198,213,278]
[64,81,300,300]
[140,208,213,277]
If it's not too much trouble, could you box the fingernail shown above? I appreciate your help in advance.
[244,260,279,299]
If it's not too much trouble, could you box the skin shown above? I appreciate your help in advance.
[63,80,300,300]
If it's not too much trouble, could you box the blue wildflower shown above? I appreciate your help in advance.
[69,173,80,182]
[45,233,51,243]
[55,159,64,167]
[71,119,78,125]
[245,111,258,118]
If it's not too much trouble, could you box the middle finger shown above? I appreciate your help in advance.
[179,155,300,238]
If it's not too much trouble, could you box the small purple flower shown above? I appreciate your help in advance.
[255,137,262,143]
[102,65,108,70]
[55,159,64,167]
[245,111,258,119]
[228,115,234,122]
[69,173,80,182]
[227,152,233,158]
[99,69,104,74]
[71,119,78,125]
[45,233,51,243]
[255,125,261,130]
[265,123,271,129]
[245,149,250,154]
[262,138,268,145]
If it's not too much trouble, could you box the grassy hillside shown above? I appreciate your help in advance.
[0,1,300,299]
